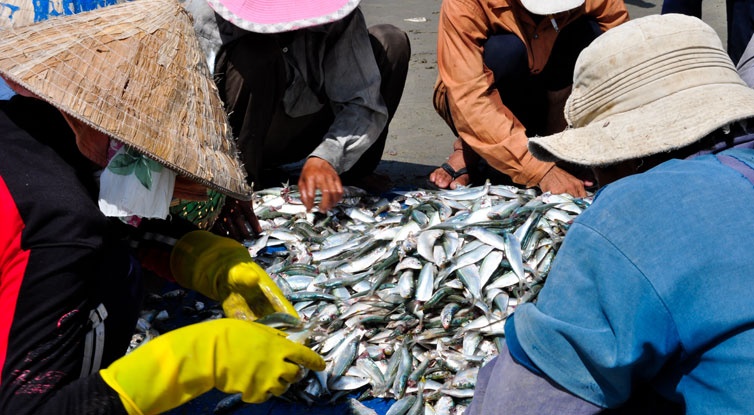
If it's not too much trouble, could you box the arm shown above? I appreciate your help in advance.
[309,8,389,173]
[436,0,554,187]
[170,230,298,320]
[100,319,325,415]
[300,8,388,211]
[585,0,630,32]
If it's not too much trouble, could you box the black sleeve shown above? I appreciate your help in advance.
[36,373,128,415]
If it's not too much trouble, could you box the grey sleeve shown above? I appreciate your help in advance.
[309,9,389,173]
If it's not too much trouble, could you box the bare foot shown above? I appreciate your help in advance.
[428,138,477,189]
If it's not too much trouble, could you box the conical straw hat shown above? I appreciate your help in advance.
[0,0,252,200]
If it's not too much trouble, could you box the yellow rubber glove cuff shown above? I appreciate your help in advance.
[170,230,297,320]
[100,319,326,415]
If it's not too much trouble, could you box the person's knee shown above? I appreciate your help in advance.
[368,24,411,66]
[369,24,410,117]
[483,33,529,82]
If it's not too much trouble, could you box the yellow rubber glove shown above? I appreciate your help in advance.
[170,230,297,320]
[100,318,326,415]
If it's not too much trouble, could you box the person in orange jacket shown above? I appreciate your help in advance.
[429,0,628,196]
[0,0,323,413]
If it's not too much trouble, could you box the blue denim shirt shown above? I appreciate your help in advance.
[506,148,754,413]
[187,1,388,173]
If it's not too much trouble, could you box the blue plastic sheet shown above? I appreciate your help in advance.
[167,389,396,415]
[0,78,15,100]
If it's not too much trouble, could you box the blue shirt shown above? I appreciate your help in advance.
[507,149,754,413]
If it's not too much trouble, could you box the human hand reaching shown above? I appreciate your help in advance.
[538,166,592,198]
[211,197,262,241]
[298,157,344,212]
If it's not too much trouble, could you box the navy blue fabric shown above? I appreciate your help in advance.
[728,0,754,64]
[661,0,703,18]
[660,0,754,65]
[481,16,601,135]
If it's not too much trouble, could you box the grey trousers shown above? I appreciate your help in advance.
[466,344,683,415]
[466,344,603,415]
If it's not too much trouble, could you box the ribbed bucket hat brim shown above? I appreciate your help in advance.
[0,0,252,199]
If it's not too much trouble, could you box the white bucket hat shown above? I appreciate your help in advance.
[528,14,754,167]
[519,0,585,15]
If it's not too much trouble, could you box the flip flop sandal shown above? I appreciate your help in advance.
[424,162,470,190]
[440,162,468,179]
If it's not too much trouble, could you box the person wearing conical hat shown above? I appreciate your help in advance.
[182,0,410,217]
[0,0,325,413]
[466,14,754,415]
[427,0,628,194]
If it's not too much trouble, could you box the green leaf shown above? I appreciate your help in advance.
[134,159,153,190]
[107,153,138,175]
[143,156,163,173]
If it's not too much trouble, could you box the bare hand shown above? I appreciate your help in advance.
[298,157,343,212]
[538,166,592,198]
[211,197,262,241]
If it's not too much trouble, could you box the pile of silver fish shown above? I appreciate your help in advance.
[133,181,592,415]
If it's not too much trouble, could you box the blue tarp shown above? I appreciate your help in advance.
[0,78,15,100]
[168,390,395,415]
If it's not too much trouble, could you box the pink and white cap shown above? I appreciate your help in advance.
[207,0,361,33]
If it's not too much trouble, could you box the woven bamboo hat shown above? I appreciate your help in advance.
[0,0,253,200]
[528,14,754,167]
[207,0,360,33]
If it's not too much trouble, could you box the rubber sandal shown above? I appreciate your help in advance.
[424,162,470,190]
[440,162,468,180]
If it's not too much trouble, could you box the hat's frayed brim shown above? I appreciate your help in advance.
[208,0,360,33]
[529,82,754,167]
[519,0,585,15]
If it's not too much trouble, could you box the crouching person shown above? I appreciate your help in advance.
[0,0,323,413]
[468,14,754,415]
